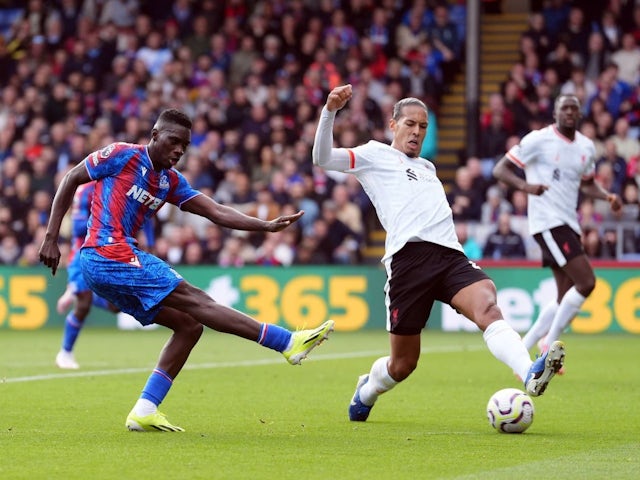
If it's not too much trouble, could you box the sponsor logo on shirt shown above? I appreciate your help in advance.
[126,184,163,210]
[406,167,439,183]
[406,168,418,181]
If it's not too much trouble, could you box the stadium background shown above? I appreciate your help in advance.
[0,0,638,333]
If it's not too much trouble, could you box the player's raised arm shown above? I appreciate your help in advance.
[39,162,92,275]
[312,84,354,170]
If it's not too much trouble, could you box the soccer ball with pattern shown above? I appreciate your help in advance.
[486,388,535,433]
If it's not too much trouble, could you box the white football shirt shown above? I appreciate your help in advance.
[506,125,596,235]
[313,107,462,263]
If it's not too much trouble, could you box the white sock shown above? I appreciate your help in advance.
[483,320,532,381]
[133,398,157,417]
[522,300,558,350]
[545,286,585,345]
[359,356,398,406]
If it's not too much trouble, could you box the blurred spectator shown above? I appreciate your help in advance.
[427,4,460,84]
[523,12,551,60]
[629,5,640,44]
[583,32,610,82]
[582,226,603,258]
[542,0,571,42]
[578,197,603,231]
[447,166,483,221]
[314,199,361,264]
[99,0,139,28]
[560,66,597,105]
[481,92,514,134]
[597,9,623,53]
[479,111,510,161]
[503,79,532,137]
[455,221,482,260]
[594,161,619,219]
[619,180,640,221]
[0,232,21,264]
[465,156,491,199]
[331,183,363,236]
[481,185,512,224]
[596,139,628,195]
[324,9,359,52]
[608,117,640,163]
[182,241,205,266]
[395,5,429,59]
[546,40,578,84]
[183,14,211,60]
[610,32,640,86]
[510,189,528,217]
[562,6,591,61]
[218,233,255,267]
[482,212,526,259]
[293,235,328,264]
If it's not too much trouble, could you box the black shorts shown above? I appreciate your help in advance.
[385,242,490,335]
[533,225,584,268]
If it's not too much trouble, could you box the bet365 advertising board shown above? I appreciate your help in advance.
[0,265,638,334]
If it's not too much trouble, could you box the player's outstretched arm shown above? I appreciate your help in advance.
[182,194,303,232]
[580,177,622,212]
[39,163,92,275]
[493,156,548,195]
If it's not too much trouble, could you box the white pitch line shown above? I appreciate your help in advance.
[2,344,485,384]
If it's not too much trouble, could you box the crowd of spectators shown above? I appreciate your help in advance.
[450,0,640,260]
[0,0,467,267]
[0,0,638,268]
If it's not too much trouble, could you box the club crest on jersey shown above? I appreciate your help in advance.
[159,175,170,189]
[99,144,115,159]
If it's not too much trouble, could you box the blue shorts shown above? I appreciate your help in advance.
[79,246,183,325]
[67,250,89,294]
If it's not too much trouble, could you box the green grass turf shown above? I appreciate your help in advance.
[1,328,638,480]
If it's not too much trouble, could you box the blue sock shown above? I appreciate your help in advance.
[61,313,83,352]
[257,323,292,352]
[92,294,110,310]
[141,368,173,406]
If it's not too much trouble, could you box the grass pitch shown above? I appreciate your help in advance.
[1,328,638,480]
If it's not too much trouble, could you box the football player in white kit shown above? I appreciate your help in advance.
[493,94,622,357]
[313,84,565,422]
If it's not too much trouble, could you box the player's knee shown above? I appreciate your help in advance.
[74,304,91,319]
[172,311,204,339]
[388,357,417,382]
[576,277,596,297]
[186,320,204,341]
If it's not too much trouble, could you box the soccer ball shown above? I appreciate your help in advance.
[486,388,535,433]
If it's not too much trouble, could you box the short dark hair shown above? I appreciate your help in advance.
[392,97,428,120]
[554,94,580,110]
[157,109,192,129]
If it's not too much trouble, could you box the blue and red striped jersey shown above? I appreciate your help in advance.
[83,142,200,248]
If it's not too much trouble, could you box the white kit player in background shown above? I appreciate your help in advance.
[312,84,565,423]
[493,94,621,357]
